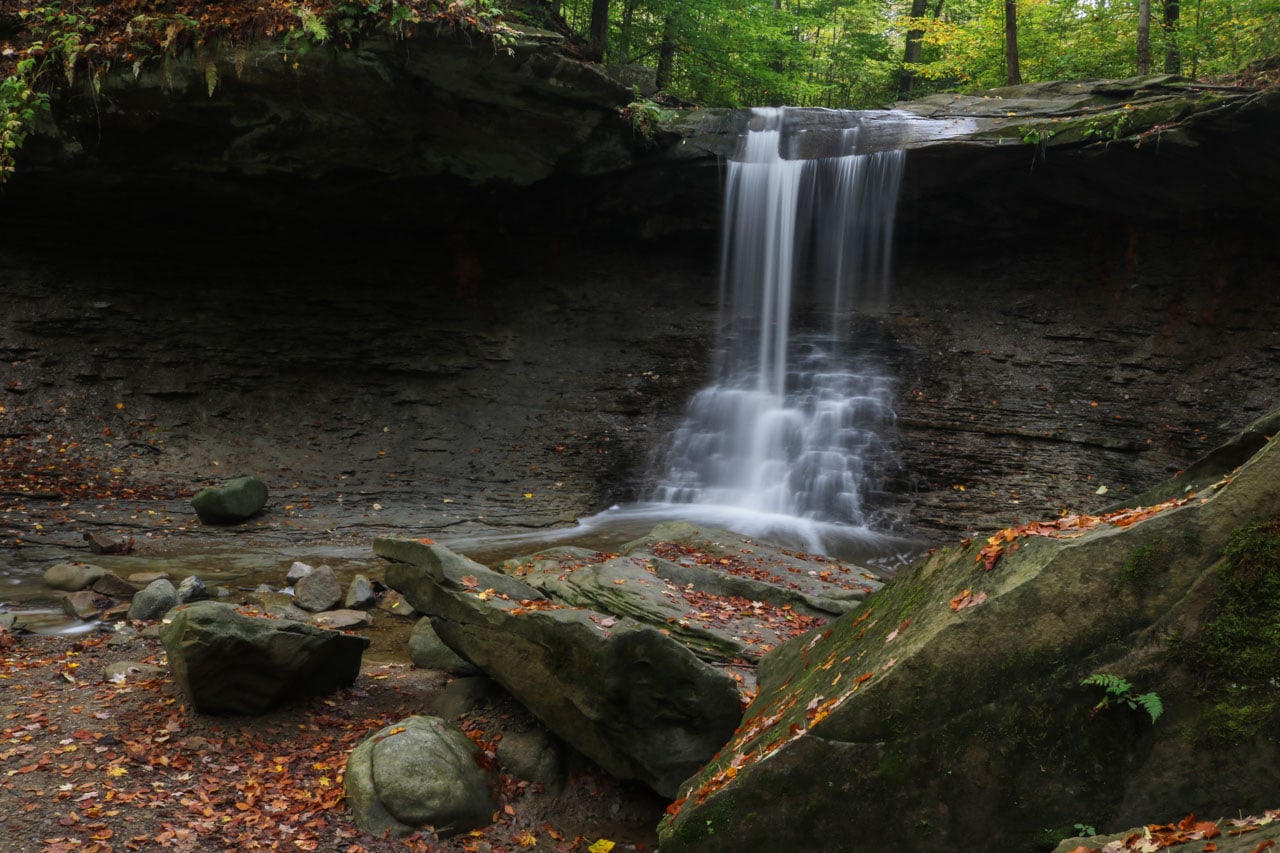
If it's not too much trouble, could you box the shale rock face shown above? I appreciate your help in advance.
[160,600,369,714]
[658,414,1280,852]
[30,26,639,199]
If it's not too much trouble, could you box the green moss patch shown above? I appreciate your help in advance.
[1184,517,1280,744]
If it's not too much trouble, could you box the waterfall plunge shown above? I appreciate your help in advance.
[651,108,905,535]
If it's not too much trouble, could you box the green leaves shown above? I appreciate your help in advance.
[1082,673,1164,724]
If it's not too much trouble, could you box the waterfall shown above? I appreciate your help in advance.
[651,107,904,531]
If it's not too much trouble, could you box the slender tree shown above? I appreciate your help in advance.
[656,13,679,90]
[586,0,610,63]
[1004,0,1022,85]
[1162,0,1182,74]
[898,0,933,98]
[1137,0,1153,73]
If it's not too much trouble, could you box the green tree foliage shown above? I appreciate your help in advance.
[556,0,1278,107]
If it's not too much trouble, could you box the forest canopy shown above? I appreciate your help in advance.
[556,0,1280,107]
[2,0,1278,180]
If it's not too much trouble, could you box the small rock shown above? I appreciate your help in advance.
[92,571,139,597]
[44,562,106,592]
[496,727,565,788]
[83,532,134,555]
[176,575,209,604]
[105,661,166,682]
[128,578,178,621]
[102,601,132,622]
[191,475,268,524]
[409,618,478,675]
[128,571,171,585]
[62,590,102,620]
[345,574,376,609]
[244,590,311,621]
[106,624,139,645]
[377,590,418,619]
[295,565,342,612]
[286,561,314,584]
[427,677,507,720]
[311,609,373,630]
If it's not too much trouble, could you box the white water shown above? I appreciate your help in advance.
[649,108,905,547]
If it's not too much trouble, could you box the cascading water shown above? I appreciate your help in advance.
[650,107,905,541]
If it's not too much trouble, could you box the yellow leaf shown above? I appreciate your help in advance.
[105,765,128,777]
[588,841,616,853]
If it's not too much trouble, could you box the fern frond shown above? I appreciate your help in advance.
[1136,692,1164,723]
[1080,673,1132,696]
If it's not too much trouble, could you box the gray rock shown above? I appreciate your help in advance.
[408,618,478,675]
[127,578,178,621]
[244,590,312,622]
[294,565,342,612]
[92,571,138,597]
[286,561,314,584]
[160,600,369,714]
[44,562,106,592]
[658,416,1280,853]
[176,575,209,603]
[344,716,494,839]
[310,609,373,630]
[83,532,133,554]
[376,590,417,619]
[191,475,268,524]
[496,727,565,788]
[101,602,132,622]
[105,661,166,682]
[62,590,102,620]
[426,677,508,721]
[378,538,742,798]
[345,574,376,609]
[128,571,171,585]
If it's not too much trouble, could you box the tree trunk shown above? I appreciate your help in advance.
[1004,0,1022,86]
[617,0,636,64]
[897,0,931,100]
[586,0,610,63]
[1137,0,1152,74]
[1163,0,1182,74]
[655,14,678,91]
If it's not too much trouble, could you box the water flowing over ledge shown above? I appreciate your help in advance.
[647,108,907,550]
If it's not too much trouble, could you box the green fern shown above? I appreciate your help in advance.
[1082,673,1163,724]
[297,7,331,44]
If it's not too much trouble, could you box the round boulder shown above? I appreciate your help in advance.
[128,578,179,621]
[44,562,106,592]
[191,476,268,524]
[344,716,493,838]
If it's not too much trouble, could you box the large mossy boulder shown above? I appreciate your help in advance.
[659,419,1280,852]
[160,600,369,714]
[343,716,494,839]
[191,476,268,524]
[376,538,742,798]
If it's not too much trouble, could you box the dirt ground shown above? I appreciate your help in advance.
[0,628,666,853]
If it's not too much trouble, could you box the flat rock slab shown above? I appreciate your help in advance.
[378,538,742,798]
